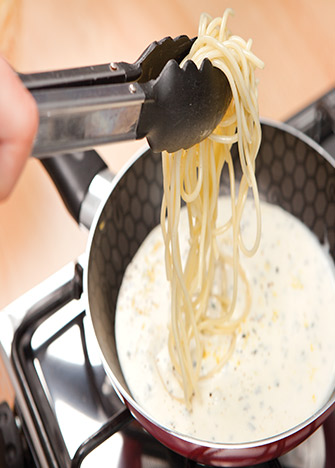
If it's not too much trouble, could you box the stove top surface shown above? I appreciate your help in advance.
[3,261,325,468]
[0,88,334,468]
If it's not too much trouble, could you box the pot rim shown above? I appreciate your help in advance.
[83,117,335,450]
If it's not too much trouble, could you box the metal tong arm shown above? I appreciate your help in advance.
[20,65,147,158]
[19,62,141,90]
[23,78,146,158]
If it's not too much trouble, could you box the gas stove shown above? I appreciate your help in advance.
[0,88,334,468]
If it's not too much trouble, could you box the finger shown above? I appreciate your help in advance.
[0,58,39,200]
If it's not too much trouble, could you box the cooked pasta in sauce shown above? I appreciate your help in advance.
[115,198,335,442]
[160,9,264,407]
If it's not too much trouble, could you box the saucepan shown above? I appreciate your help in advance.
[38,118,335,467]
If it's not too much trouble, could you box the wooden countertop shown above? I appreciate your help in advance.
[0,0,334,308]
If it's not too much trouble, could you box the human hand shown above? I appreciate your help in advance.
[0,56,38,200]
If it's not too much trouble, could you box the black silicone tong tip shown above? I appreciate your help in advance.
[137,57,232,153]
[133,35,196,83]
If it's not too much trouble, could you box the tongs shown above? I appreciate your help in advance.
[20,35,232,157]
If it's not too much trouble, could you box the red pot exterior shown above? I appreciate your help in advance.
[124,398,335,466]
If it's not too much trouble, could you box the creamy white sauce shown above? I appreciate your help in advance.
[115,198,335,443]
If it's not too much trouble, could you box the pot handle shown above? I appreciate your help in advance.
[41,150,109,226]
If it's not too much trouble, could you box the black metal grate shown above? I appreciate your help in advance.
[10,259,285,468]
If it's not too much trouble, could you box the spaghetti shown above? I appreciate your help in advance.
[160,10,264,407]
